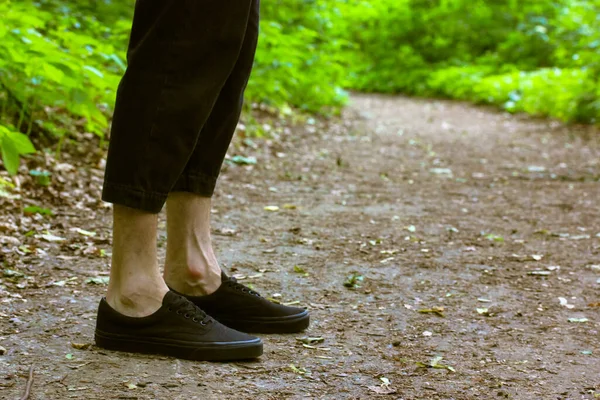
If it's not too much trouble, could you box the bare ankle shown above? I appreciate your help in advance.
[106,282,168,317]
[164,266,221,296]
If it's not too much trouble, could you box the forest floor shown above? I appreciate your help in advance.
[1,94,600,400]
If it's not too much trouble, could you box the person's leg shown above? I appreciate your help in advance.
[163,0,261,295]
[163,193,221,296]
[105,205,167,317]
[161,0,309,334]
[102,0,256,212]
[101,0,254,308]
[96,0,263,360]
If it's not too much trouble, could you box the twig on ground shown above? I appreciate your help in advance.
[20,365,34,400]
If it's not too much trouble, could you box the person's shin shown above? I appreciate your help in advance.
[163,192,222,296]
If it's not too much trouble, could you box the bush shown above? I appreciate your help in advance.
[1,0,600,174]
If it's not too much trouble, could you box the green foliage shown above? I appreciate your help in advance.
[248,2,350,113]
[335,0,600,122]
[0,124,35,175]
[1,0,600,174]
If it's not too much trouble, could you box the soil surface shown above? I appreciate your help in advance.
[1,94,600,400]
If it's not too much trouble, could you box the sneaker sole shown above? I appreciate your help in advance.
[94,330,263,361]
[217,310,310,334]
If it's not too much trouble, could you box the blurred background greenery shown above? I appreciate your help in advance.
[1,0,599,174]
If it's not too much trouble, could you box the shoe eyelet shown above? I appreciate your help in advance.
[192,317,198,322]
[184,313,190,319]
[176,310,182,315]
[200,321,207,326]
[167,307,173,312]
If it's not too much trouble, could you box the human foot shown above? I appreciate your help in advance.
[95,291,263,361]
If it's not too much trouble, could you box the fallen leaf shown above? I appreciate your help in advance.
[367,386,397,395]
[41,233,66,242]
[23,206,53,216]
[476,307,489,315]
[75,228,96,237]
[558,297,575,309]
[264,206,279,212]
[527,165,546,172]
[528,270,551,276]
[484,233,504,242]
[418,307,445,317]
[581,350,593,355]
[430,168,453,176]
[85,277,110,285]
[3,269,24,278]
[416,355,455,372]
[296,336,324,345]
[531,254,543,261]
[71,343,91,350]
[568,318,589,323]
[344,273,364,289]
[230,155,257,165]
[214,228,237,236]
[293,265,308,275]
[477,298,492,303]
[283,204,297,209]
[289,364,306,375]
[570,234,590,240]
[65,353,73,360]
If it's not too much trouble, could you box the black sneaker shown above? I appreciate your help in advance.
[172,273,310,334]
[95,291,263,361]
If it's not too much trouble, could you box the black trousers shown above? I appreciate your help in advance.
[102,0,260,213]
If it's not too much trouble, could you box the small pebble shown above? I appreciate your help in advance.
[392,341,401,347]
[0,346,6,355]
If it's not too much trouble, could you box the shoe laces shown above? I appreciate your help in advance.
[168,295,213,325]
[226,276,261,297]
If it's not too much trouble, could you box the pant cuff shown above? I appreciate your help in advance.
[101,182,168,214]
[170,171,218,197]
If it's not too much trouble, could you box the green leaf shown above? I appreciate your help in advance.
[1,136,20,175]
[343,273,364,289]
[23,206,53,216]
[29,170,51,186]
[6,131,35,154]
[83,65,104,78]
[230,155,257,165]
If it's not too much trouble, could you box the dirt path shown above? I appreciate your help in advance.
[1,94,600,399]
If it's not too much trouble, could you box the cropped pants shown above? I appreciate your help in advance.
[102,0,260,213]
